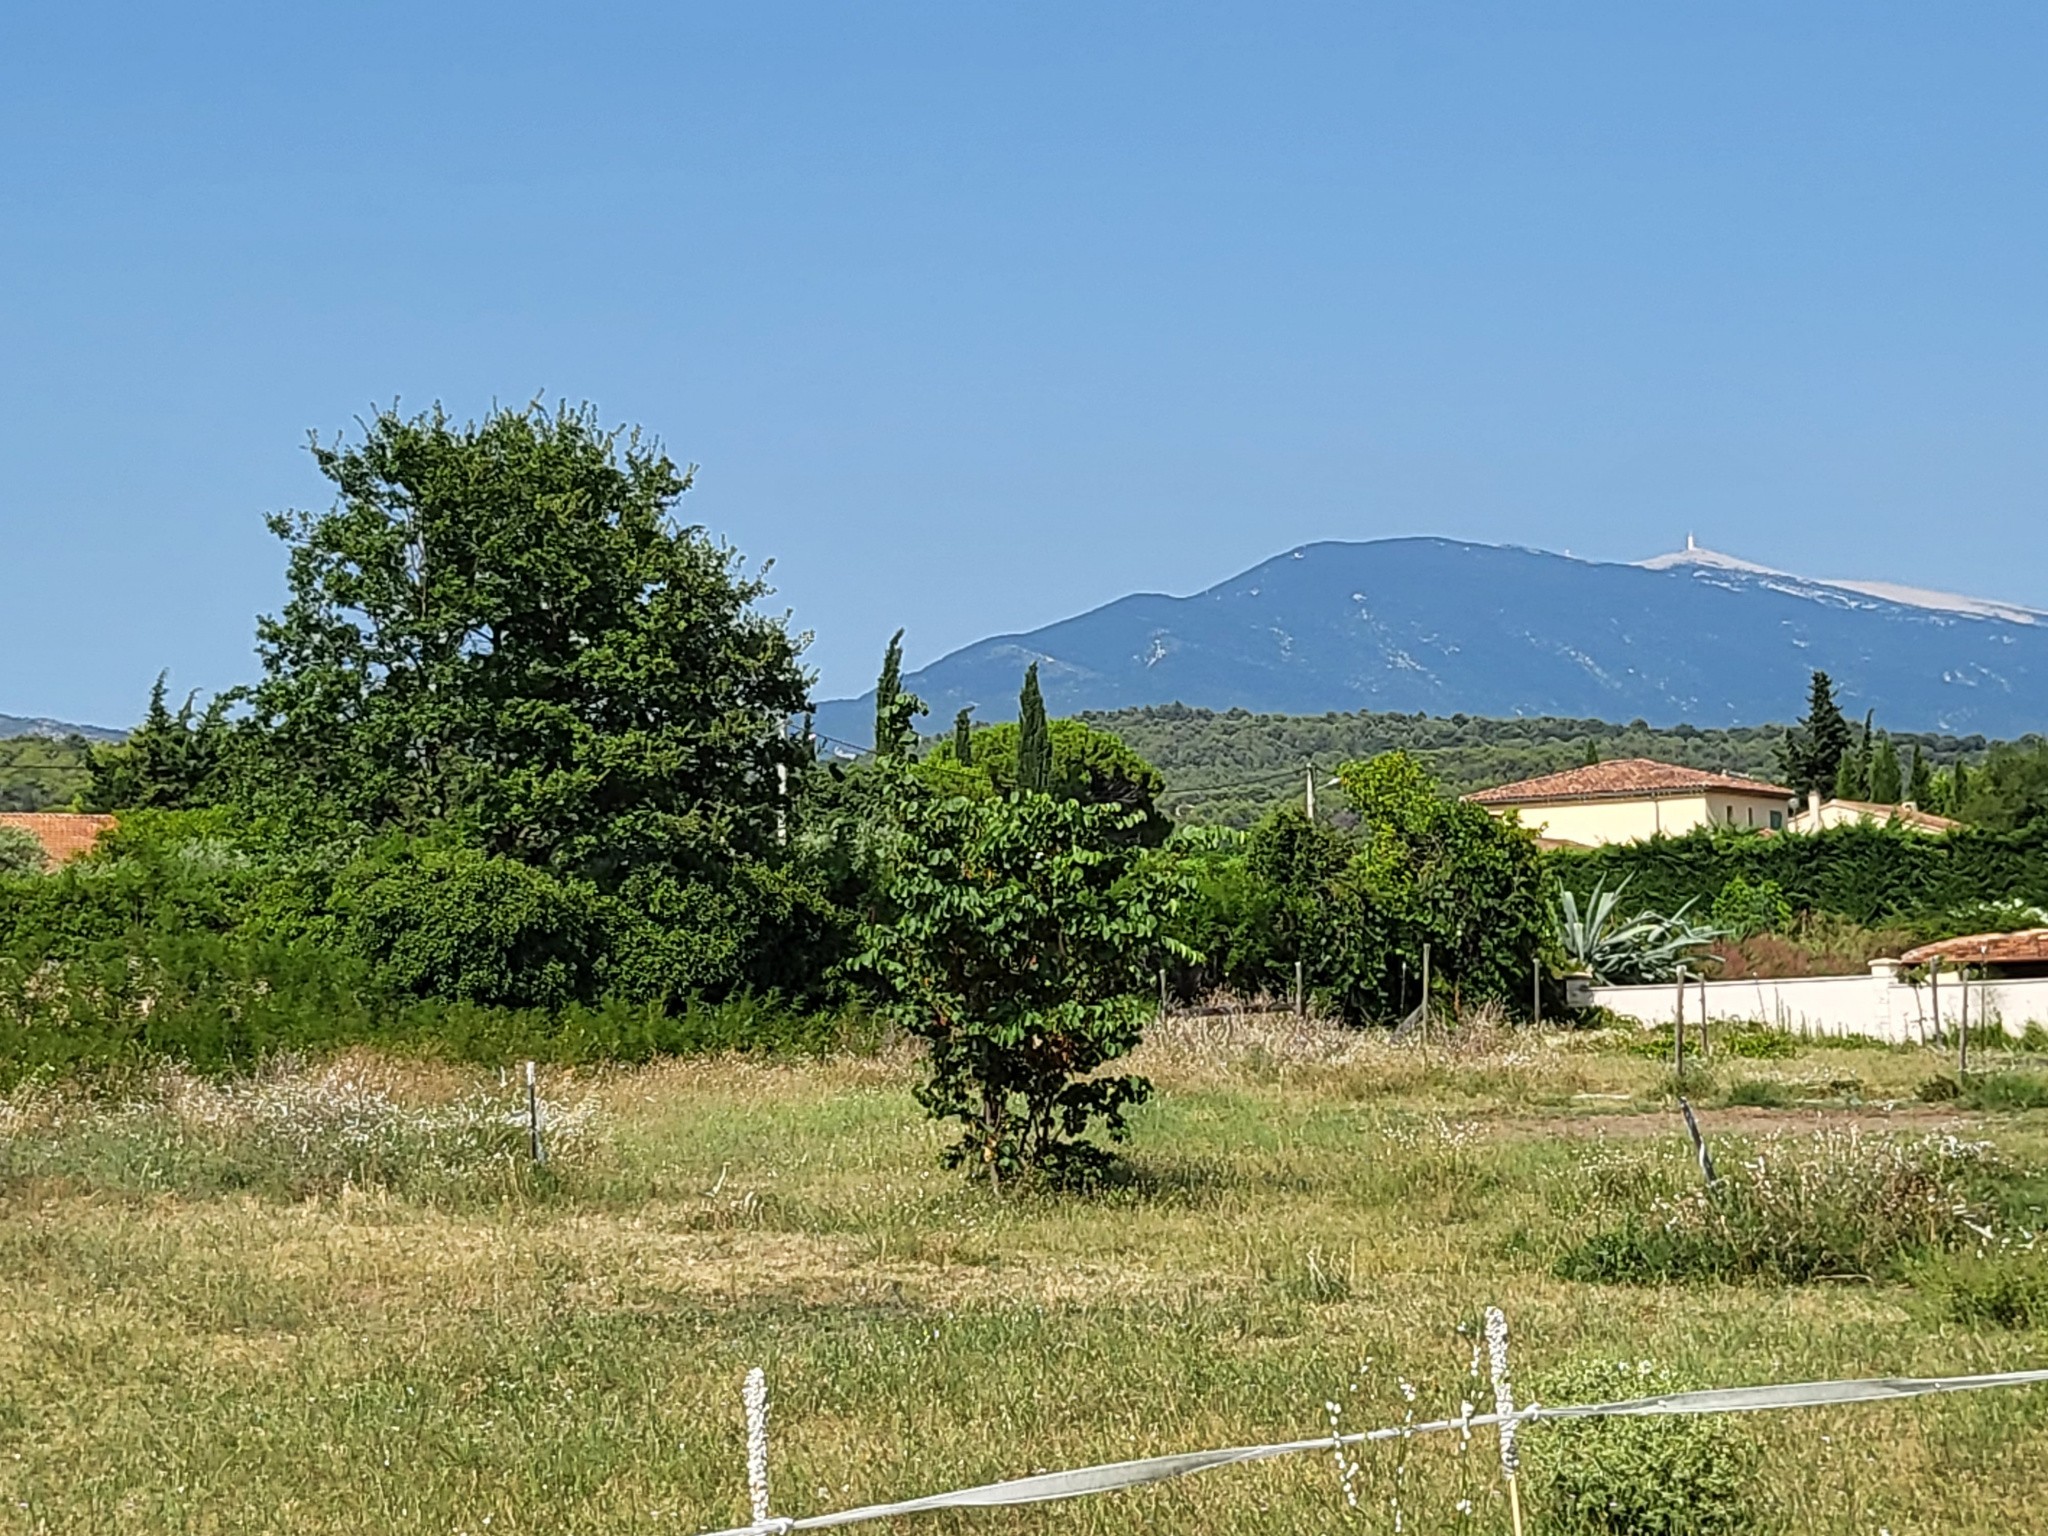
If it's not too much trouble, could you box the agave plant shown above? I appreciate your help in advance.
[1556,876,1725,985]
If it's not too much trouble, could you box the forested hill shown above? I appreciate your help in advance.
[1088,705,1996,827]
[0,714,122,742]
[0,735,94,812]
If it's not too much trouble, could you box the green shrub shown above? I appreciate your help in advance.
[0,825,46,877]
[1709,874,1792,939]
[1961,1071,2048,1111]
[863,787,1180,1182]
[1923,1249,2048,1329]
[1714,1025,1796,1060]
[330,841,603,1009]
[597,860,850,1008]
[1721,1078,1792,1108]
[1528,1359,1754,1536]
[1557,1130,2001,1285]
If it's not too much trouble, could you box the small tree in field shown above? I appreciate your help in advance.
[863,787,1186,1186]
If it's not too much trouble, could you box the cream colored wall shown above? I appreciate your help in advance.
[1495,794,1712,846]
[1703,791,1790,833]
[1493,791,1788,846]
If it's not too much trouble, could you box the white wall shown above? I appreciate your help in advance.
[1589,969,2048,1044]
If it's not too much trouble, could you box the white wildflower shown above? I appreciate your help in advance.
[743,1366,771,1525]
[1484,1306,1518,1475]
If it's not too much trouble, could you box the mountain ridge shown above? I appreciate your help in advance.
[812,537,2048,748]
[0,714,123,743]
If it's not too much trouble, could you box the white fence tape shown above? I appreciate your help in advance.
[696,1367,2048,1535]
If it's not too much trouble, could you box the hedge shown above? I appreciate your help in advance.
[1549,822,2048,923]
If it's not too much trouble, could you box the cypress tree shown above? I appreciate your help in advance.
[1908,744,1935,807]
[1870,734,1904,804]
[1948,760,1971,817]
[875,629,906,758]
[953,707,974,766]
[1779,670,1854,797]
[1016,664,1052,794]
[84,672,228,812]
[1831,710,1875,800]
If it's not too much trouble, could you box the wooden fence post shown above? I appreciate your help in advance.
[1960,966,1971,1078]
[1673,970,1686,1078]
[526,1060,546,1165]
[1420,943,1431,1045]
[1930,960,1942,1046]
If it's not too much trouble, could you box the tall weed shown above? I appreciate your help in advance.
[1557,1129,2003,1285]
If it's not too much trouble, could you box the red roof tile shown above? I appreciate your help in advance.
[0,812,116,867]
[1465,757,1794,806]
[1902,929,2048,967]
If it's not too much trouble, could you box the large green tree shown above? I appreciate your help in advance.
[244,403,812,885]
[1338,752,1549,1016]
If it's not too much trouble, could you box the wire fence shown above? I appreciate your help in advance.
[696,1335,2048,1536]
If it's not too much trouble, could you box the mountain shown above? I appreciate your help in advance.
[0,714,124,743]
[812,537,2048,748]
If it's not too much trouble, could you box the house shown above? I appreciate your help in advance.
[0,812,116,867]
[1464,758,1794,847]
[1785,794,1961,836]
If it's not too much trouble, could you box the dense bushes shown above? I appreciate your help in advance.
[1554,821,2048,925]
[0,921,869,1085]
[1151,753,1550,1022]
[328,842,604,1009]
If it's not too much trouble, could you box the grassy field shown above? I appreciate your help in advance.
[6,1017,2048,1534]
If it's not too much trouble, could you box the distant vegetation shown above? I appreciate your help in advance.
[1083,702,2006,827]
[0,735,93,812]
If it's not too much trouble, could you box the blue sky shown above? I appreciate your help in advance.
[5,3,2047,726]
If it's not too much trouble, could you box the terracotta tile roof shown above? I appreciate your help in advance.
[0,812,116,867]
[1902,929,2048,967]
[1465,758,1794,806]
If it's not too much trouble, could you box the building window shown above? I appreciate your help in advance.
[1770,811,1783,830]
